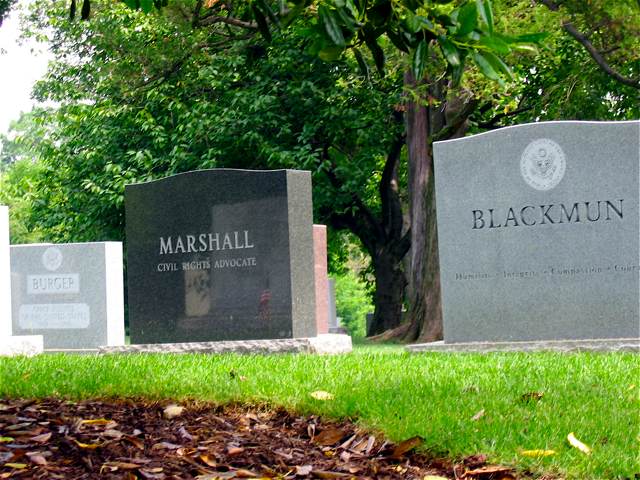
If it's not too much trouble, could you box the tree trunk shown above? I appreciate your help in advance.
[403,171,442,341]
[368,246,407,335]
[321,125,410,338]
[402,71,443,342]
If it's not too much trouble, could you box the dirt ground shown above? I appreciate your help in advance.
[0,398,519,479]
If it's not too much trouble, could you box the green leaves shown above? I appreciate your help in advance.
[319,5,345,47]
[475,0,493,33]
[471,50,512,84]
[139,0,152,14]
[412,39,428,80]
[438,36,460,67]
[456,2,477,37]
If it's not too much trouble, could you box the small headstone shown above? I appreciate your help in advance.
[10,242,125,350]
[313,225,329,334]
[125,169,317,344]
[433,121,640,343]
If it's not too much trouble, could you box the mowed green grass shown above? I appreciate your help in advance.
[1,348,638,479]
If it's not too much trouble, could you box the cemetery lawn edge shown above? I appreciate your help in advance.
[1,348,638,479]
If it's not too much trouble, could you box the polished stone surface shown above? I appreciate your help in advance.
[125,169,317,344]
[10,242,125,349]
[313,225,329,334]
[434,121,640,343]
[100,334,352,355]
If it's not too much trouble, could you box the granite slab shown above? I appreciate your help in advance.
[125,169,317,344]
[433,121,640,343]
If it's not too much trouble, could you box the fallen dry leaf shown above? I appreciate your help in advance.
[567,432,591,455]
[102,428,124,439]
[198,454,217,467]
[81,418,112,425]
[314,428,345,446]
[27,454,47,466]
[122,434,145,450]
[163,404,185,419]
[4,463,27,469]
[227,445,245,455]
[391,436,423,458]
[102,461,142,470]
[422,476,449,480]
[520,449,556,457]
[310,391,334,401]
[465,465,514,476]
[30,432,52,443]
[296,464,313,475]
[471,409,485,421]
[73,439,102,449]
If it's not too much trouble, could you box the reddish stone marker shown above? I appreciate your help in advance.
[313,225,329,334]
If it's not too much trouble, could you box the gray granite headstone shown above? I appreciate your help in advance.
[434,121,640,343]
[10,242,125,350]
[125,169,317,344]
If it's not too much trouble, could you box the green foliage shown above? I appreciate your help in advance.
[334,270,373,338]
[10,0,403,245]
[0,0,15,26]
[470,0,639,130]
[0,159,46,243]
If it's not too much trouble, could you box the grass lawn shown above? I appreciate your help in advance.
[1,346,638,479]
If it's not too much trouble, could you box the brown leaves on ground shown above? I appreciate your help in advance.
[0,399,519,479]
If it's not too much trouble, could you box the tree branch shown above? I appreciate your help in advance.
[476,106,533,130]
[199,14,257,30]
[537,0,640,89]
[561,22,640,89]
[431,98,479,143]
[321,148,384,242]
[192,0,204,27]
[380,113,406,242]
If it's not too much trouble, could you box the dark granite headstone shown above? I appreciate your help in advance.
[434,121,640,343]
[125,169,317,344]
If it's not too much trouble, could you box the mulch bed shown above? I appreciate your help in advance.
[0,398,520,479]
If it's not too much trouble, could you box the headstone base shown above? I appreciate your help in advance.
[407,338,639,353]
[100,334,352,355]
[328,326,347,334]
[0,335,44,356]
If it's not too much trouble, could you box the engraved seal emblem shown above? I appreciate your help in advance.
[520,138,566,191]
[42,247,63,272]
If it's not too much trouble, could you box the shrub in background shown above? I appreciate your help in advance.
[334,271,373,339]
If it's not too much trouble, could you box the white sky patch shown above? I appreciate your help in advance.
[0,0,51,135]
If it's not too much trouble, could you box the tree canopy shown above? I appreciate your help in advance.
[1,0,638,340]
